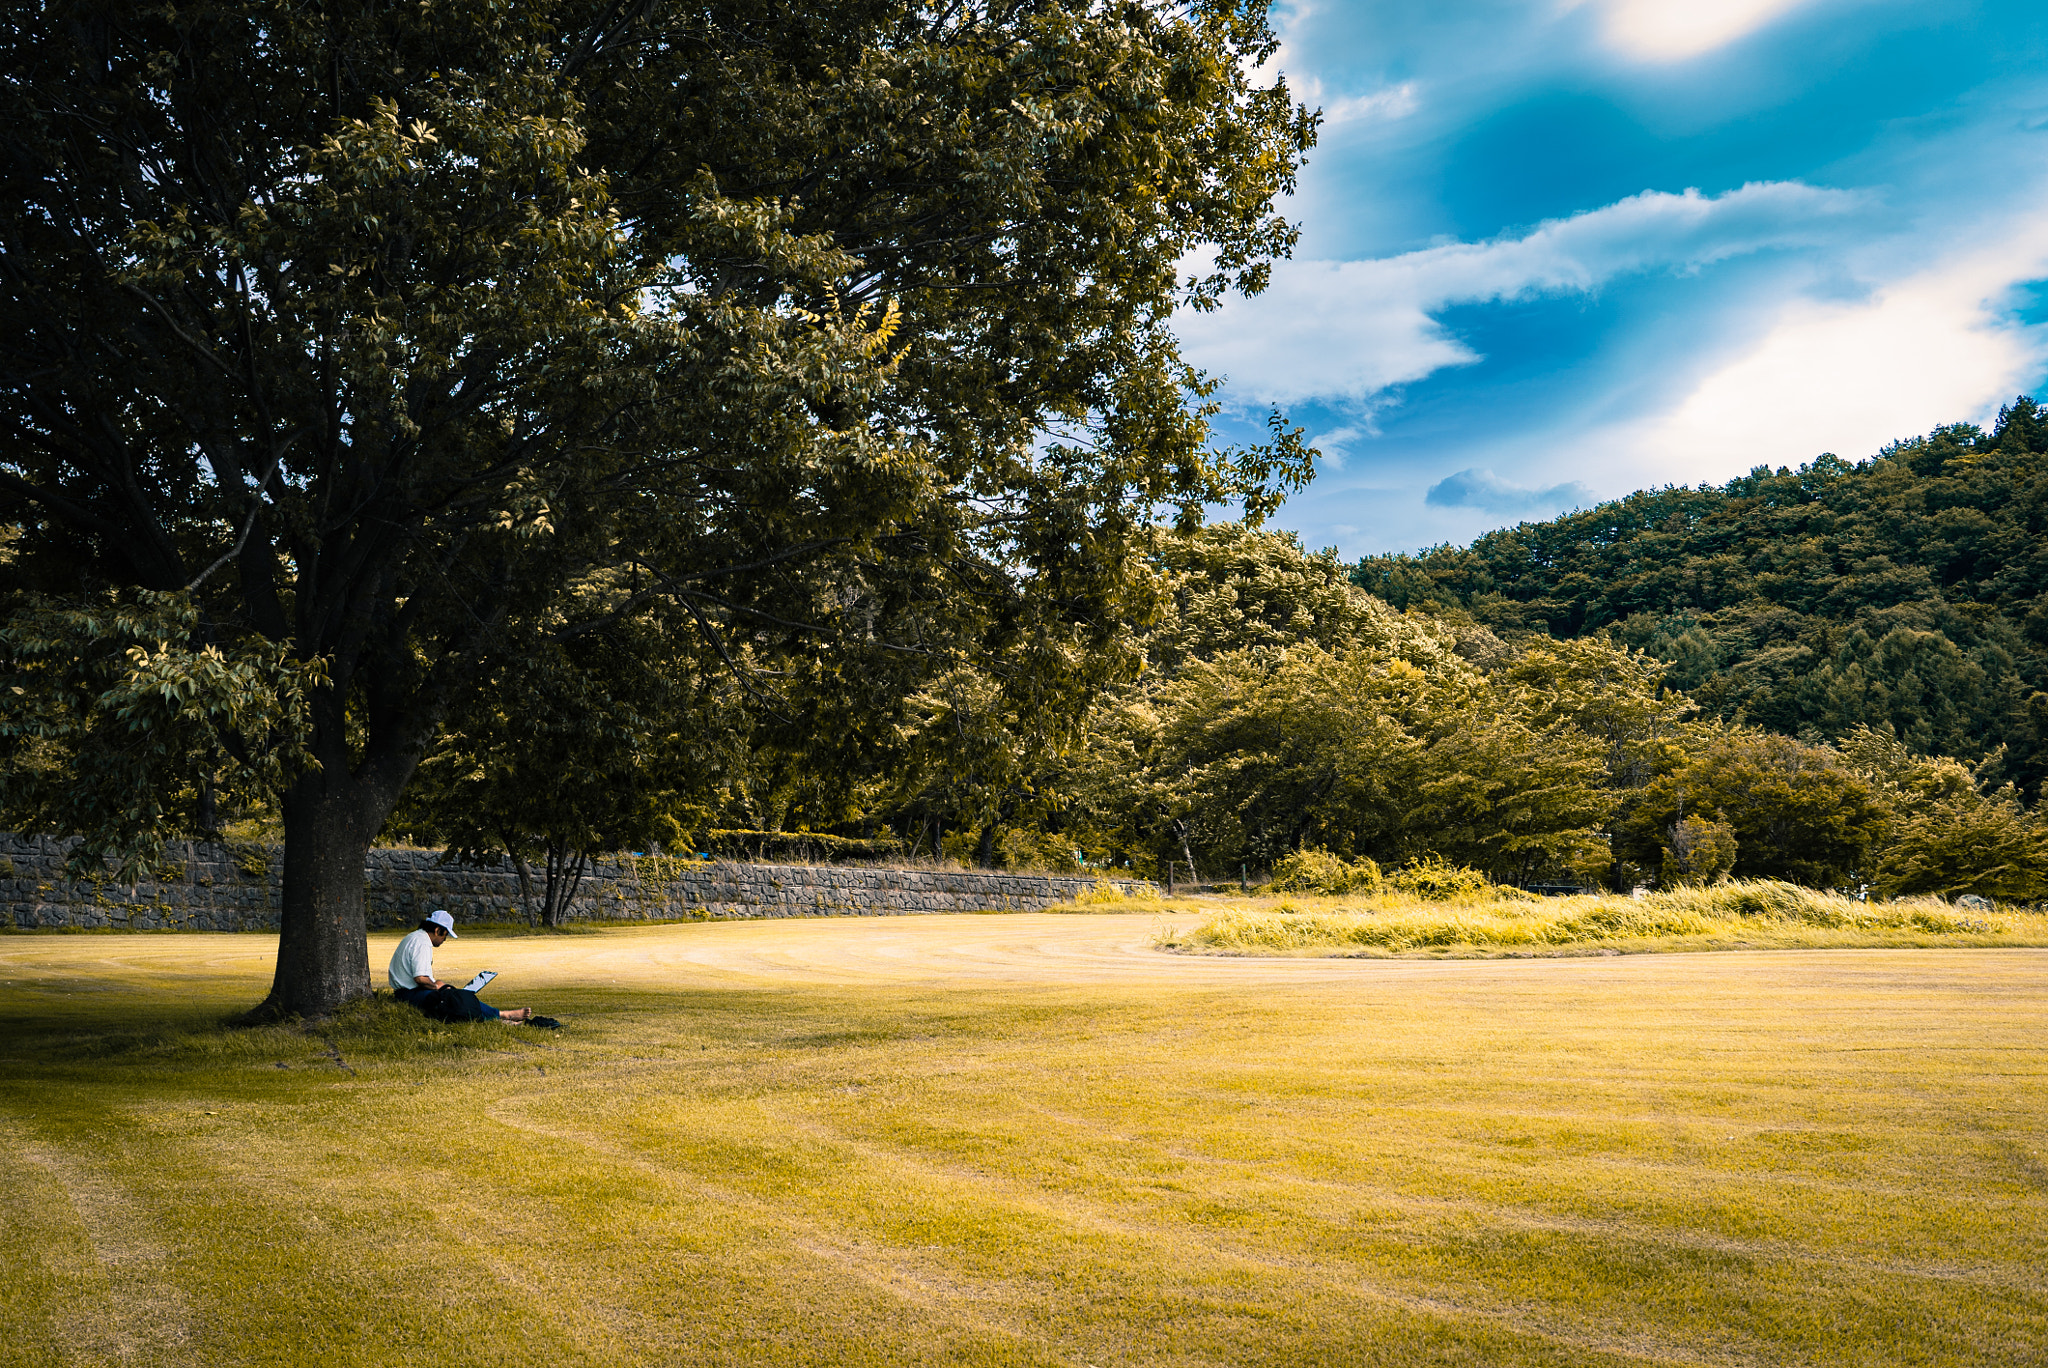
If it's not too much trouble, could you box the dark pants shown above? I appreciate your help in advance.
[392,985,500,1019]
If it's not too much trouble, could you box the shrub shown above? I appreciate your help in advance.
[1614,730,1886,887]
[1269,849,1381,895]
[1269,851,1507,901]
[1070,879,1132,906]
[227,840,270,879]
[1388,855,1495,901]
[1872,790,2048,902]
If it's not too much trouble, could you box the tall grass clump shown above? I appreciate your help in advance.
[1070,878,1135,906]
[1650,880,1999,931]
[1169,879,2017,955]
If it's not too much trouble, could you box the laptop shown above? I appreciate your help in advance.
[462,970,497,992]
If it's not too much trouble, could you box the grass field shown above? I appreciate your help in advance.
[2,915,2044,1366]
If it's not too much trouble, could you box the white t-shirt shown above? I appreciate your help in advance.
[388,928,437,992]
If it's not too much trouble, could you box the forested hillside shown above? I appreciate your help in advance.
[1355,399,2048,793]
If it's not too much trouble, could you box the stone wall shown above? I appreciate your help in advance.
[0,833,1153,932]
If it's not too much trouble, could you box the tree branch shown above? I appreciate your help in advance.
[184,449,288,592]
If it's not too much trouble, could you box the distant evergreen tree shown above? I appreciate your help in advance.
[1994,395,2048,455]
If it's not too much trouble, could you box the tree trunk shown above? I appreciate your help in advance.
[562,850,589,922]
[542,841,564,929]
[975,820,1000,869]
[504,831,537,924]
[1173,819,1200,885]
[540,843,590,928]
[195,766,219,839]
[248,769,381,1020]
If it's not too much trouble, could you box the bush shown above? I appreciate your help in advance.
[1613,730,1886,887]
[1388,855,1496,901]
[936,827,1092,871]
[1268,851,1506,901]
[1269,849,1381,895]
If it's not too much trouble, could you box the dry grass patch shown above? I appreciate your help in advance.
[1155,880,2048,957]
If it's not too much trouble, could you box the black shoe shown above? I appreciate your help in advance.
[526,1015,562,1030]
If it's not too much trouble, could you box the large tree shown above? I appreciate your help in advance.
[0,0,1316,1015]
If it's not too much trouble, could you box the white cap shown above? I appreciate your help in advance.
[425,909,458,937]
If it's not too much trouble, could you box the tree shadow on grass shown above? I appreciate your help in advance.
[0,993,554,1077]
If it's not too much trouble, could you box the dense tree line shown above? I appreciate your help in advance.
[786,523,2048,901]
[11,507,2045,912]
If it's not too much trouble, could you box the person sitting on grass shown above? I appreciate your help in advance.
[388,909,533,1023]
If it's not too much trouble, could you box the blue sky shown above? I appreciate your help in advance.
[1176,0,2048,556]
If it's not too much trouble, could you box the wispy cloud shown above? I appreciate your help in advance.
[1177,181,1864,408]
[1424,468,1594,516]
[1319,82,1420,128]
[1307,423,1369,468]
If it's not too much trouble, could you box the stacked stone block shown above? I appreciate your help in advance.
[0,832,1152,931]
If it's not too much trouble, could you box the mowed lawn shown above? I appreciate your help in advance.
[1,915,2043,1367]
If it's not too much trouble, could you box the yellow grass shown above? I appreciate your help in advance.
[2,915,2044,1366]
[1145,881,2048,958]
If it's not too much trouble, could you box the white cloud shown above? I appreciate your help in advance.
[1565,0,1835,62]
[1580,226,2048,482]
[1175,181,1862,407]
[1307,423,1369,467]
[1320,82,1420,128]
